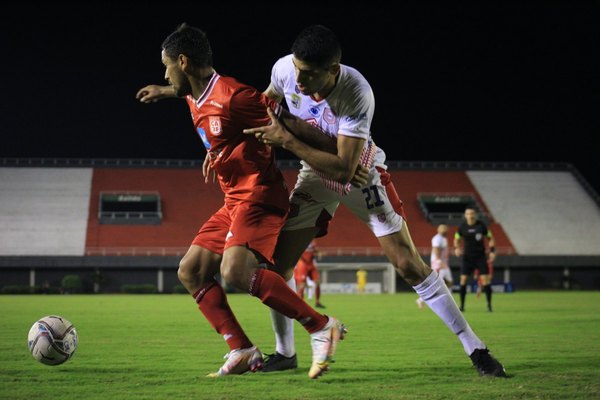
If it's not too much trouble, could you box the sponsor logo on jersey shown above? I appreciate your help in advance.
[209,100,223,109]
[197,127,211,149]
[291,93,301,109]
[344,112,368,123]
[225,230,233,242]
[209,116,222,135]
[309,106,320,117]
[323,107,336,124]
[294,85,301,94]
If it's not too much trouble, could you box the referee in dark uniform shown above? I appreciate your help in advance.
[454,206,496,312]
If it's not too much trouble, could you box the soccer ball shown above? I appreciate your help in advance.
[27,315,78,365]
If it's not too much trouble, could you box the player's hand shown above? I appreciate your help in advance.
[488,252,496,263]
[454,247,462,257]
[136,85,168,103]
[202,156,216,184]
[350,164,369,187]
[243,107,291,147]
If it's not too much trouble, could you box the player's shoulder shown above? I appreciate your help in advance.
[334,64,374,112]
[338,64,372,94]
[272,54,294,73]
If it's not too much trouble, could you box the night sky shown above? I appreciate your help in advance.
[2,3,598,192]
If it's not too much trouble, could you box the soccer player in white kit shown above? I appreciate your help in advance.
[245,25,506,377]
[417,224,453,309]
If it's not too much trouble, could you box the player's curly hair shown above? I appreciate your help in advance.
[292,25,342,68]
[162,23,213,67]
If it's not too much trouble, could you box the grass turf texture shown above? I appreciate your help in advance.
[1,292,599,399]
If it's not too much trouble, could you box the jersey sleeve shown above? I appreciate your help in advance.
[269,56,289,99]
[431,235,443,248]
[338,80,375,140]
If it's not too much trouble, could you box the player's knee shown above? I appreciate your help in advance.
[177,258,194,284]
[219,261,246,288]
[219,262,235,285]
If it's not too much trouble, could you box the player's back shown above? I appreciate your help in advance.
[185,73,288,210]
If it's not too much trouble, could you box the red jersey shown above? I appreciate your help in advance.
[298,241,317,266]
[185,73,289,211]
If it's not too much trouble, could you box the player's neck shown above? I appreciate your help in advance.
[312,75,338,101]
[190,68,216,99]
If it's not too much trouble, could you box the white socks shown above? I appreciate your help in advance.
[270,277,296,357]
[413,271,486,355]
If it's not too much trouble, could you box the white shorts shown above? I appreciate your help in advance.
[282,163,403,237]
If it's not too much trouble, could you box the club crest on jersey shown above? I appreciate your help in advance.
[323,107,336,124]
[476,233,483,241]
[291,93,301,109]
[209,116,222,135]
[309,106,320,117]
[377,213,387,223]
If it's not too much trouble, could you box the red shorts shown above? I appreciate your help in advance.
[192,202,287,265]
[294,260,320,283]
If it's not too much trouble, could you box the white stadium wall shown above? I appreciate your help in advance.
[468,171,600,256]
[0,168,92,256]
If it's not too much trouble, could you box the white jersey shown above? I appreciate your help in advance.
[271,55,403,238]
[430,233,449,269]
[270,54,386,170]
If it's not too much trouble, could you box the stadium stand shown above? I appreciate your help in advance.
[1,159,599,292]
[0,168,91,256]
[468,171,600,255]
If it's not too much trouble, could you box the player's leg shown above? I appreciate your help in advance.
[347,168,505,376]
[182,209,263,377]
[220,202,346,379]
[264,169,340,372]
[310,266,325,308]
[264,227,316,371]
[459,258,474,311]
[477,259,492,311]
[297,280,306,298]
[439,267,454,289]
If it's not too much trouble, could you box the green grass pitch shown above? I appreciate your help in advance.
[1,292,600,399]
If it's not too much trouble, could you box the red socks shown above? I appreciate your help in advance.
[193,281,252,351]
[249,269,327,333]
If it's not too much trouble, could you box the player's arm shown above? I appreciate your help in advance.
[244,108,366,184]
[136,85,177,103]
[487,230,496,262]
[263,84,338,154]
[453,232,463,257]
[263,83,284,103]
[260,81,368,185]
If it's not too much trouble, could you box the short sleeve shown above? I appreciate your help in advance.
[269,56,288,98]
[337,75,375,140]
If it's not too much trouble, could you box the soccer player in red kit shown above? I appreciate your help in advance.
[136,23,345,379]
[294,240,325,308]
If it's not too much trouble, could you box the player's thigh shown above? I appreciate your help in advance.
[272,228,317,279]
[308,264,320,282]
[275,168,339,275]
[342,167,403,238]
[283,167,340,234]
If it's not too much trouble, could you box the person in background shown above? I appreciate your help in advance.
[454,206,496,312]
